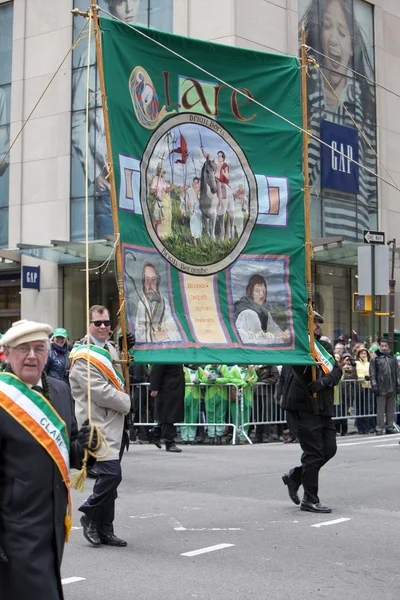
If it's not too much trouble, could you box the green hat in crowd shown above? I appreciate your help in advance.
[369,344,379,352]
[53,328,68,339]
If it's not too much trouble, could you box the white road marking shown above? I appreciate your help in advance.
[311,518,350,528]
[338,436,400,446]
[71,526,82,530]
[130,513,166,519]
[177,527,243,531]
[374,443,399,447]
[171,517,243,531]
[181,543,235,557]
[62,577,86,585]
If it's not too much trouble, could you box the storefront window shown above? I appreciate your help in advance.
[63,264,119,341]
[70,0,173,241]
[299,0,377,243]
[0,271,21,332]
[313,263,374,344]
[0,1,13,248]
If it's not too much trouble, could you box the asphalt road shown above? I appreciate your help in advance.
[62,433,400,600]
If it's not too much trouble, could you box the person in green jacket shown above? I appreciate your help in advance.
[227,365,258,443]
[199,364,229,445]
[181,365,201,444]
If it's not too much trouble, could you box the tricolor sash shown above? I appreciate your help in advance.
[0,372,72,541]
[70,343,125,391]
[314,340,335,374]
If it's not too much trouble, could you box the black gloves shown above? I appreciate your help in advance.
[77,420,99,451]
[372,387,379,395]
[308,378,327,394]
[0,543,8,563]
[364,375,371,381]
[118,332,136,351]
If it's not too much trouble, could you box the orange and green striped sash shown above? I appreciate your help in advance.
[70,343,125,392]
[0,372,73,541]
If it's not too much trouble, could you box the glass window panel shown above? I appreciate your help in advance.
[149,0,173,31]
[315,264,351,343]
[0,2,13,86]
[72,66,98,111]
[70,197,95,241]
[0,148,9,208]
[310,194,322,238]
[354,0,374,74]
[71,110,96,198]
[0,206,8,248]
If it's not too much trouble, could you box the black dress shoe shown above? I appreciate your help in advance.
[80,515,101,546]
[282,473,300,505]
[99,533,127,547]
[300,501,332,513]
[166,443,182,453]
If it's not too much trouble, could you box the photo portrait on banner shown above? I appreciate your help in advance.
[228,257,294,348]
[299,0,377,243]
[70,0,173,241]
[123,245,184,346]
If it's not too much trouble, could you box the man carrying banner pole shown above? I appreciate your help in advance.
[281,311,342,513]
[0,320,97,599]
[70,305,133,547]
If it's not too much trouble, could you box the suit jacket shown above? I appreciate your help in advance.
[70,340,131,461]
[0,376,82,600]
[150,364,185,423]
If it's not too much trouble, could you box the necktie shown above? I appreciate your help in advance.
[32,385,44,395]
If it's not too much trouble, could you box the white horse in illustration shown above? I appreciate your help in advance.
[199,157,235,242]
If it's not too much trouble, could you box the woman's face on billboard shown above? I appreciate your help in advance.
[321,0,352,88]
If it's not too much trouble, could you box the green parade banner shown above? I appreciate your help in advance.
[99,16,314,365]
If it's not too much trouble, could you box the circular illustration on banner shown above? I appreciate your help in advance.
[140,113,258,275]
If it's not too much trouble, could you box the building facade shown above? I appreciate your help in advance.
[0,0,399,343]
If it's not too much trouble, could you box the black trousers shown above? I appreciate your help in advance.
[161,422,176,444]
[287,412,337,504]
[79,459,122,536]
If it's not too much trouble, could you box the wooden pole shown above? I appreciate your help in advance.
[301,23,318,376]
[91,2,130,390]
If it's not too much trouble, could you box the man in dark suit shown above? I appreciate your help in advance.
[150,364,185,452]
[0,320,96,600]
[281,312,342,513]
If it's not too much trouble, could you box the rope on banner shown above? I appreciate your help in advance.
[97,5,400,197]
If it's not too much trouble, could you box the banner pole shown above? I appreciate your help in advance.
[301,23,318,375]
[91,2,131,391]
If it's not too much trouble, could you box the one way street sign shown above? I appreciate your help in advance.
[363,230,385,245]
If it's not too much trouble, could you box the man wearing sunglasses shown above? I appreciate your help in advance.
[0,319,97,599]
[70,305,134,548]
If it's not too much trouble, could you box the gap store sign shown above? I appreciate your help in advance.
[321,120,359,194]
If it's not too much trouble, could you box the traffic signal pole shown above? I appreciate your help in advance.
[371,244,376,344]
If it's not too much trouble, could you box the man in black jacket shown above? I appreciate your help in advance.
[370,340,400,435]
[150,364,185,452]
[281,312,342,513]
[0,319,96,600]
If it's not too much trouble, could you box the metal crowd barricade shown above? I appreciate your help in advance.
[131,382,240,445]
[131,379,400,445]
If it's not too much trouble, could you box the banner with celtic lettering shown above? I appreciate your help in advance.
[99,16,313,365]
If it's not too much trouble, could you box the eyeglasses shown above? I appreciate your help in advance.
[14,345,48,356]
[90,320,111,327]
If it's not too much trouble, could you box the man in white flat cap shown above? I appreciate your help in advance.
[0,319,97,600]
